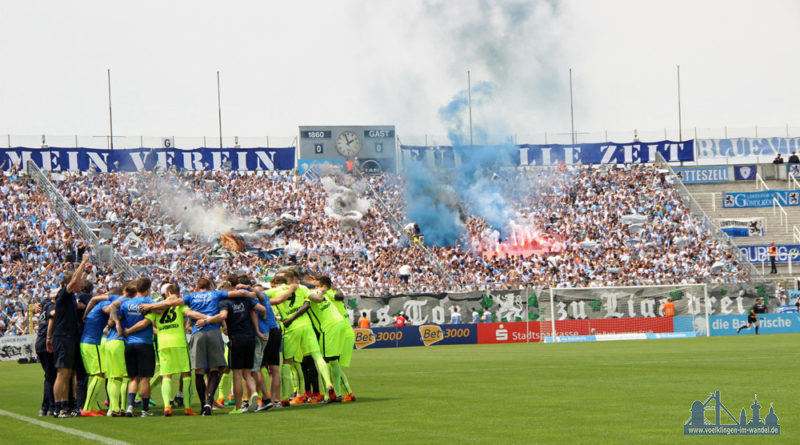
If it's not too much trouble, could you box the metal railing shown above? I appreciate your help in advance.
[773,198,789,232]
[655,152,761,279]
[25,161,139,280]
[790,173,800,190]
[793,225,800,244]
[756,172,770,191]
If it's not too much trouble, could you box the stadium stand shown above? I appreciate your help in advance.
[0,158,750,333]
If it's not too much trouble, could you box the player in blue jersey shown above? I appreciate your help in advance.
[78,291,112,417]
[110,277,157,417]
[139,277,256,416]
[243,275,284,412]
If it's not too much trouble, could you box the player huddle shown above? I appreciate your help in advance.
[39,253,356,418]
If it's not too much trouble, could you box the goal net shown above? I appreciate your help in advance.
[539,284,708,343]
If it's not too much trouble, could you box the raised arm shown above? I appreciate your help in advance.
[67,253,90,293]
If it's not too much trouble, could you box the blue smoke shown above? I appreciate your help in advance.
[438,81,495,146]
[403,81,518,246]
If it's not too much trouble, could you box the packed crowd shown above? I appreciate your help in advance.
[0,161,748,322]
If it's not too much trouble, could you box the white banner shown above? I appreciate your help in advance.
[718,218,764,237]
[0,335,36,361]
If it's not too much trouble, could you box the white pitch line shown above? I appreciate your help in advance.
[0,409,130,445]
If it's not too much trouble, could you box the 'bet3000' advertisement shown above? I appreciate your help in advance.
[353,324,477,349]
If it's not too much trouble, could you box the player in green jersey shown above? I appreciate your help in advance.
[124,284,200,416]
[273,269,337,402]
[312,276,355,402]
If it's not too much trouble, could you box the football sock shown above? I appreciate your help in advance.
[310,352,333,392]
[108,380,120,412]
[755,326,759,335]
[218,372,231,400]
[329,361,342,396]
[339,366,352,394]
[82,376,101,412]
[195,374,207,406]
[290,363,304,395]
[161,376,172,407]
[182,376,193,409]
[279,365,292,399]
[76,375,87,411]
[127,392,136,409]
[206,371,221,405]
[302,356,319,393]
[142,397,150,410]
[120,378,130,408]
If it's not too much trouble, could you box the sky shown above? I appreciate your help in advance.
[1,0,799,146]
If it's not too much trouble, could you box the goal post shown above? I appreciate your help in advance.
[539,283,709,343]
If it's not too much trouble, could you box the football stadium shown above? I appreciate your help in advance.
[2,1,800,444]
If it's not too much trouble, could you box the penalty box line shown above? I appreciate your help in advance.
[0,408,130,445]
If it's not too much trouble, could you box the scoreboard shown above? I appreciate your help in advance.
[297,125,396,174]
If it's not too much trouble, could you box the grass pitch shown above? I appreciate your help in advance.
[1,335,798,444]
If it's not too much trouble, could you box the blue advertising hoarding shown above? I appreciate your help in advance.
[722,190,800,208]
[353,324,477,349]
[0,146,296,172]
[674,314,800,336]
[401,140,694,167]
[674,166,729,184]
[738,244,800,264]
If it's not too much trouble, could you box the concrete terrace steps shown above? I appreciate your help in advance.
[684,179,800,279]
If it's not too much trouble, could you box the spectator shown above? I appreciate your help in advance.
[358,312,370,328]
[769,242,778,274]
[775,282,786,306]
[663,297,675,317]
[773,153,784,164]
[394,311,407,327]
[398,264,411,284]
[481,307,493,323]
[450,307,462,324]
[789,152,800,163]
[470,307,479,324]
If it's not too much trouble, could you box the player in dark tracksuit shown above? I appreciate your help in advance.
[35,294,56,416]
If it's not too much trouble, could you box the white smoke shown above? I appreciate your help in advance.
[318,169,372,231]
[143,173,248,239]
